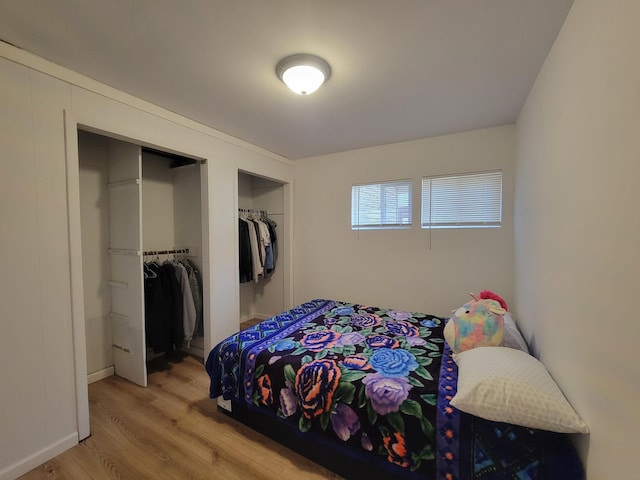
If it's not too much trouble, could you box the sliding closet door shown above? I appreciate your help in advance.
[107,139,147,387]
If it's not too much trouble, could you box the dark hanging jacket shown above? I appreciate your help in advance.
[239,218,253,283]
[145,263,184,354]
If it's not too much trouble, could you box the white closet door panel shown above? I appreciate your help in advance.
[109,184,141,250]
[110,311,146,387]
[108,139,146,387]
[110,255,144,313]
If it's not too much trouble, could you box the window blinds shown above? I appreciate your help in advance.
[351,180,412,229]
[421,171,502,228]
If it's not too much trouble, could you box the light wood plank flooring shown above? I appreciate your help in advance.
[20,327,342,479]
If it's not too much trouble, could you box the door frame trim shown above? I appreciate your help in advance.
[64,110,91,440]
[64,112,213,442]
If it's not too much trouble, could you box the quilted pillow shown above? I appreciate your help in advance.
[451,347,589,434]
[502,312,529,352]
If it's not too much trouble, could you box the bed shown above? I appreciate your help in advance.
[205,299,585,479]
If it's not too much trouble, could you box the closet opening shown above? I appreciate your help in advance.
[77,129,207,395]
[238,171,286,325]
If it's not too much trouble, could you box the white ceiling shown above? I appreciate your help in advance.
[0,0,573,160]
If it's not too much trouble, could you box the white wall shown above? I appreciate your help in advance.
[0,55,78,478]
[294,125,515,316]
[515,1,640,478]
[0,43,293,479]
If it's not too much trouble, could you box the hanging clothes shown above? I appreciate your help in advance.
[239,217,253,283]
[144,261,184,355]
[256,218,271,274]
[238,209,277,283]
[173,260,196,345]
[243,213,262,282]
[265,218,278,275]
[143,251,203,354]
[184,258,204,337]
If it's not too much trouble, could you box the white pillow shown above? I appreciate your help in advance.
[450,347,589,434]
[502,312,529,352]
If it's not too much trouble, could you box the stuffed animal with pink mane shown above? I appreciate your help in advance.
[472,290,508,310]
[445,290,508,353]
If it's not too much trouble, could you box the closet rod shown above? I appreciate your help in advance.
[108,248,141,256]
[143,248,189,256]
[238,208,269,215]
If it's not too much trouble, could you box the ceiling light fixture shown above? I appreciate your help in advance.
[276,54,331,95]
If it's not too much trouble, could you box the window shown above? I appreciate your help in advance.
[421,170,502,228]
[351,180,412,229]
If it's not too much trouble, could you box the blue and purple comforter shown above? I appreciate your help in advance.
[205,299,584,479]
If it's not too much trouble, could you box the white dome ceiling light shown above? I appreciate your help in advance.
[276,54,331,95]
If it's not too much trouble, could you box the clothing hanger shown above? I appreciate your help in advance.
[143,262,157,279]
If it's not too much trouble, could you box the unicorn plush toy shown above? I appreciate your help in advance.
[445,290,508,354]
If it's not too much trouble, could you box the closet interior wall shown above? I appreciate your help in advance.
[78,131,113,379]
[78,130,204,386]
[238,171,285,324]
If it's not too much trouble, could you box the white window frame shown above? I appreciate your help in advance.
[421,170,502,229]
[351,179,412,230]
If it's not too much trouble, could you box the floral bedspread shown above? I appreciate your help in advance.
[206,299,446,476]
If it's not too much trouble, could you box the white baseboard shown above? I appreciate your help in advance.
[240,313,272,323]
[0,432,77,480]
[217,396,232,412]
[87,366,114,384]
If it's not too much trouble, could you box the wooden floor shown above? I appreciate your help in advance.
[20,323,342,480]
